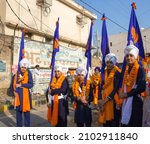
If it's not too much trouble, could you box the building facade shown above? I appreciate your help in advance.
[109,28,150,64]
[0,0,97,94]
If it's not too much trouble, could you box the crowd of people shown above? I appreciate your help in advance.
[10,44,149,127]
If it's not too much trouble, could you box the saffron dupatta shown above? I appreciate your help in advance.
[47,74,65,126]
[13,70,31,112]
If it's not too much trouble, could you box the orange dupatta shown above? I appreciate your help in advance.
[13,70,31,112]
[91,73,101,105]
[122,61,139,93]
[72,78,90,109]
[47,74,65,126]
[99,66,122,124]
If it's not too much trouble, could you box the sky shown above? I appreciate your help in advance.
[75,0,150,36]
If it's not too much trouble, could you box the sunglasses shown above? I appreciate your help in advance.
[126,54,134,57]
[78,74,84,77]
[106,61,113,64]
[21,67,27,69]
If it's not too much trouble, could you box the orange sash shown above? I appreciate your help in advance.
[99,66,122,124]
[72,78,90,109]
[13,71,30,112]
[91,73,101,105]
[122,61,139,93]
[47,95,59,126]
[141,91,146,97]
[47,74,65,126]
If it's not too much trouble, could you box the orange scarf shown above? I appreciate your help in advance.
[91,73,101,104]
[103,66,120,90]
[47,74,65,126]
[13,70,31,112]
[72,78,90,109]
[99,66,122,124]
[122,61,139,92]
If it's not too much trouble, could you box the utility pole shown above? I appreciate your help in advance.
[144,35,147,55]
[95,30,101,57]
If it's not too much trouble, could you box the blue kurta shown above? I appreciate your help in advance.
[74,84,93,127]
[50,78,69,127]
[11,70,33,111]
[122,66,146,127]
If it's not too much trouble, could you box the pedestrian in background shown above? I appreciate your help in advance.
[32,65,41,106]
[66,71,74,104]
[91,67,101,109]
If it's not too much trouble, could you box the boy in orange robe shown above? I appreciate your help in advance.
[99,53,122,127]
[11,58,33,127]
[72,67,92,127]
[47,65,69,127]
[91,67,101,108]
[119,44,146,127]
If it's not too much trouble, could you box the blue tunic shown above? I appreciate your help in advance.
[125,66,146,127]
[74,84,93,126]
[50,78,69,126]
[11,70,33,111]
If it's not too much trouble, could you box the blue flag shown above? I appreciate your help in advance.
[101,14,110,83]
[84,21,93,84]
[127,2,145,59]
[18,29,25,72]
[50,18,60,83]
[15,29,25,95]
[119,3,145,88]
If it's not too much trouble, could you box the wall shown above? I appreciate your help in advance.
[4,0,94,44]
[0,35,84,94]
[0,0,6,23]
[12,37,85,94]
[0,34,13,89]
[13,37,84,69]
[109,28,150,63]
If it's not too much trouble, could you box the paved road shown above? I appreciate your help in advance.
[0,104,100,127]
[0,105,49,127]
[0,97,150,127]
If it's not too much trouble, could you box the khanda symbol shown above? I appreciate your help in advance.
[54,38,59,49]
[22,49,25,59]
[131,26,139,44]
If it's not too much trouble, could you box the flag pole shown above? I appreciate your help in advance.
[47,18,60,105]
[101,14,110,85]
[84,20,93,85]
[119,2,145,88]
[14,28,25,109]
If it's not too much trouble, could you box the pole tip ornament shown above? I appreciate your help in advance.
[131,2,137,9]
[101,14,107,21]
[56,18,59,25]
[91,20,94,25]
[21,28,28,33]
